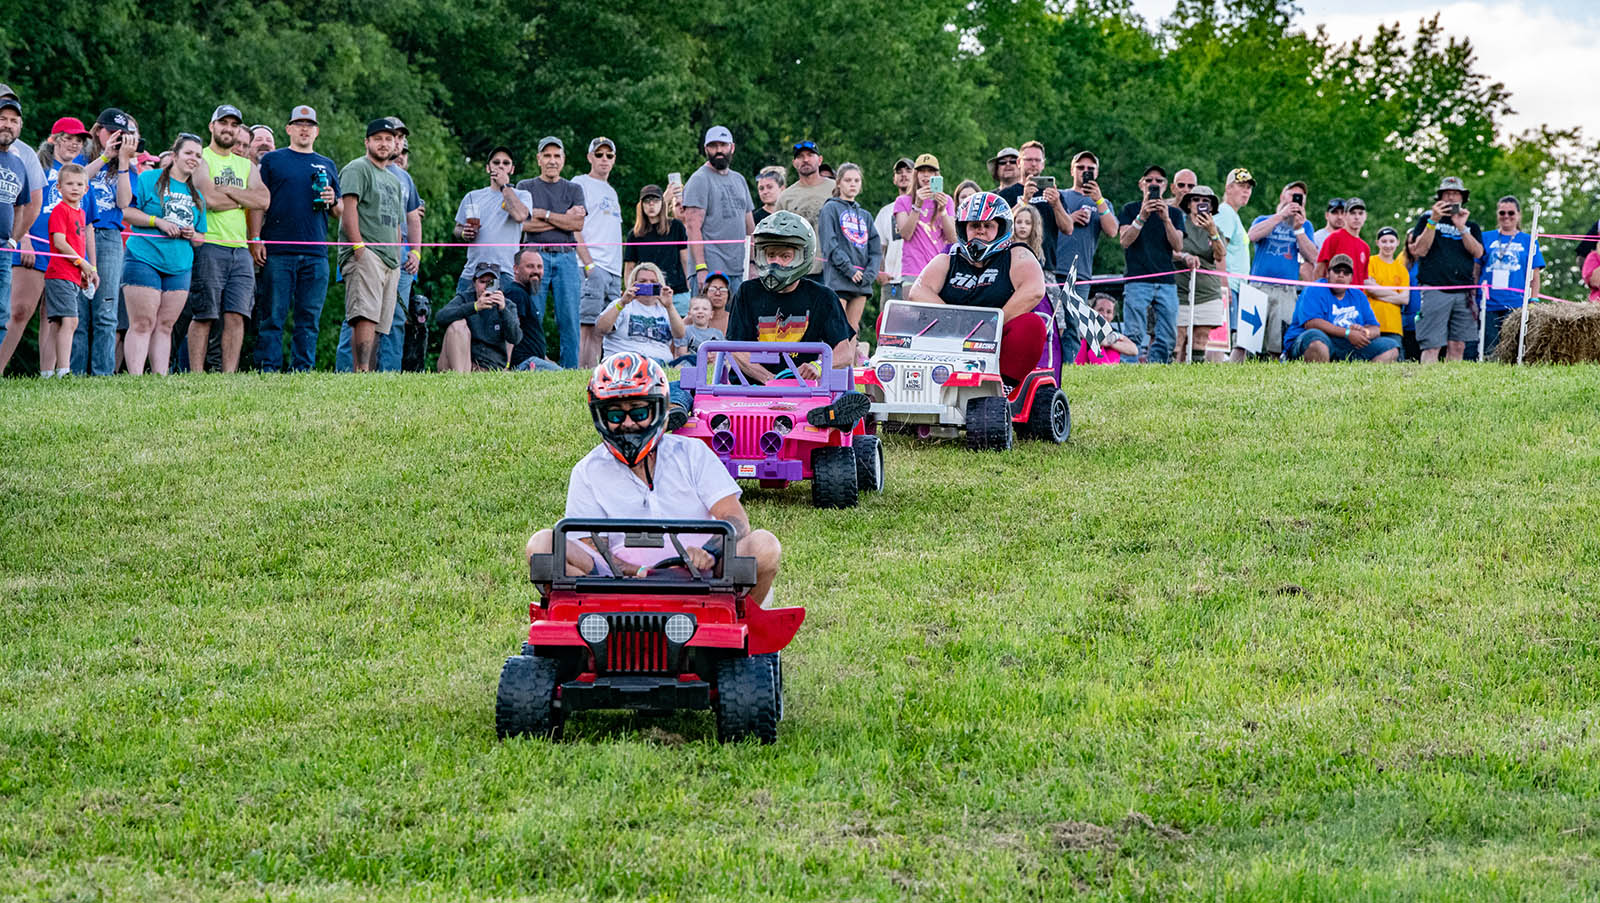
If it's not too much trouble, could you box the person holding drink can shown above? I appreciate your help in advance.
[454,145,531,296]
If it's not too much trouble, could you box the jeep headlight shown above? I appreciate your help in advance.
[664,614,696,645]
[578,614,610,645]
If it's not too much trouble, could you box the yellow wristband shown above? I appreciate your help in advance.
[352,243,366,250]
[694,263,708,272]
[147,214,157,227]
[408,249,420,258]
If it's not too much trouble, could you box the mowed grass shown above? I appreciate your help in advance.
[2,363,1598,901]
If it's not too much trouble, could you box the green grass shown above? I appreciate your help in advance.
[3,364,1599,901]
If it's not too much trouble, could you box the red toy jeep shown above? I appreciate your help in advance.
[496,518,805,743]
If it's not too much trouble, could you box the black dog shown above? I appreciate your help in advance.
[402,292,431,372]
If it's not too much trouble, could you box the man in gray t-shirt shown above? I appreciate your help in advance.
[682,125,754,295]
[1054,150,1119,281]
[513,136,587,367]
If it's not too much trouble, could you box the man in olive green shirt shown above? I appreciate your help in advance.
[339,117,406,372]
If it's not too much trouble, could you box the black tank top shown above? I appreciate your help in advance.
[937,245,1031,309]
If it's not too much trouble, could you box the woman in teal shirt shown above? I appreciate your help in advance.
[117,133,207,374]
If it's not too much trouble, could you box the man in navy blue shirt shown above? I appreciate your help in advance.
[253,104,340,371]
[1285,254,1400,362]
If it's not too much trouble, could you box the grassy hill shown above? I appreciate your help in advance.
[3,364,1598,901]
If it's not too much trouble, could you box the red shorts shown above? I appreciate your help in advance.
[1000,313,1046,384]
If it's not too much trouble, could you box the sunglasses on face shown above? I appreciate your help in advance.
[1331,267,1353,275]
[593,151,614,159]
[998,157,1018,165]
[601,405,654,425]
[1498,211,1517,217]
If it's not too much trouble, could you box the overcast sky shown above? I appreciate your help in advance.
[1128,0,1597,139]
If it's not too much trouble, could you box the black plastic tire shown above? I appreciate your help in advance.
[715,655,779,743]
[496,654,562,740]
[853,435,885,492]
[1023,384,1071,443]
[965,395,1014,451]
[756,651,784,721]
[811,446,859,509]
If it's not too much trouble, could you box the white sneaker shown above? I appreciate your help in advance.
[40,370,55,379]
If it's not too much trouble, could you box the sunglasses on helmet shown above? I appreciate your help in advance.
[600,404,655,426]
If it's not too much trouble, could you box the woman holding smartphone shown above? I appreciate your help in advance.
[596,261,684,365]
[117,133,207,375]
[1173,185,1228,363]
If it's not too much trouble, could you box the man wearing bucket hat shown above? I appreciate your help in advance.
[1407,175,1484,364]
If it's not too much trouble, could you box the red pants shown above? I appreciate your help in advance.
[1000,313,1046,384]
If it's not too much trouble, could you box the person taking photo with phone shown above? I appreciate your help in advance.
[596,260,684,365]
[1117,164,1185,363]
[894,154,955,285]
[998,140,1070,275]
[1243,180,1317,359]
[1407,176,1484,364]
[1173,185,1228,363]
[1058,150,1117,283]
[436,260,522,372]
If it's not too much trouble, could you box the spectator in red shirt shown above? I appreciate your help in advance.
[1314,197,1371,285]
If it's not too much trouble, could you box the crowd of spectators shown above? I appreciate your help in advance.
[1,81,1593,379]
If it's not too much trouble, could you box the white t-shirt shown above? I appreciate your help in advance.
[565,434,741,567]
[875,201,903,283]
[455,185,533,278]
[602,300,674,362]
[573,173,623,275]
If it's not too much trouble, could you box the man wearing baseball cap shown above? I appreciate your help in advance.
[1314,197,1344,251]
[987,146,1021,191]
[0,86,39,361]
[574,136,625,368]
[1058,151,1118,285]
[336,118,407,372]
[1283,253,1398,362]
[183,103,270,372]
[682,125,754,298]
[253,104,341,371]
[873,158,914,298]
[1407,175,1484,364]
[514,135,587,368]
[1117,164,1186,362]
[777,139,835,274]
[1216,168,1253,361]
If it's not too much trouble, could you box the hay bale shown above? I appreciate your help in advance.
[1495,301,1600,364]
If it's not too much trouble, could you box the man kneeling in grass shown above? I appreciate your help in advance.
[526,351,782,604]
[1285,253,1401,363]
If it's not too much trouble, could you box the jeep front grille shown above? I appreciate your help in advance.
[602,613,671,673]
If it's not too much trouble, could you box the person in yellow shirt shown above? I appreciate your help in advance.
[1366,226,1411,359]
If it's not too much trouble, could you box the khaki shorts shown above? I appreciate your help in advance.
[1261,283,1299,354]
[342,251,400,334]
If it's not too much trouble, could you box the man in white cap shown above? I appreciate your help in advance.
[574,136,623,368]
[683,125,754,296]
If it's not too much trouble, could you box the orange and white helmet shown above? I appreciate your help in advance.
[587,352,671,467]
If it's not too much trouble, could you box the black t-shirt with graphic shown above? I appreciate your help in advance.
[725,277,855,370]
[1409,214,1483,288]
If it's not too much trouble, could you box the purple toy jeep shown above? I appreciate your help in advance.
[674,340,883,509]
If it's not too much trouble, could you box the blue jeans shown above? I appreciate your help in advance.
[538,250,581,368]
[1291,329,1401,361]
[256,254,330,372]
[71,229,123,375]
[1121,281,1178,363]
[0,252,10,351]
[336,270,411,372]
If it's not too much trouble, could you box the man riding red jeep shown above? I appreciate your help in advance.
[526,351,783,604]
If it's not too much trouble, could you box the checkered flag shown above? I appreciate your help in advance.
[1051,264,1115,357]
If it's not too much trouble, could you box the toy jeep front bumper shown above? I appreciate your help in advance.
[560,675,712,711]
[869,401,963,425]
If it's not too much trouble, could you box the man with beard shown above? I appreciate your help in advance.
[683,125,754,295]
[338,117,406,372]
[246,125,275,164]
[506,247,559,370]
[187,104,271,372]
[776,139,835,274]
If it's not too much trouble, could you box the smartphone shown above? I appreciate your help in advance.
[1031,176,1056,192]
[1083,168,1096,184]
[635,283,660,296]
[667,172,682,187]
[1146,185,1161,200]
[929,175,944,195]
[1291,192,1305,205]
[1446,203,1460,216]
[1194,200,1212,215]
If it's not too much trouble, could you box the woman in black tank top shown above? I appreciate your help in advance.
[907,191,1049,383]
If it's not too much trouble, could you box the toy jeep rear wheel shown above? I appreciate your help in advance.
[1023,384,1070,443]
[757,651,785,721]
[965,396,1013,451]
[715,655,779,743]
[853,435,885,492]
[496,654,563,740]
[811,446,859,508]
